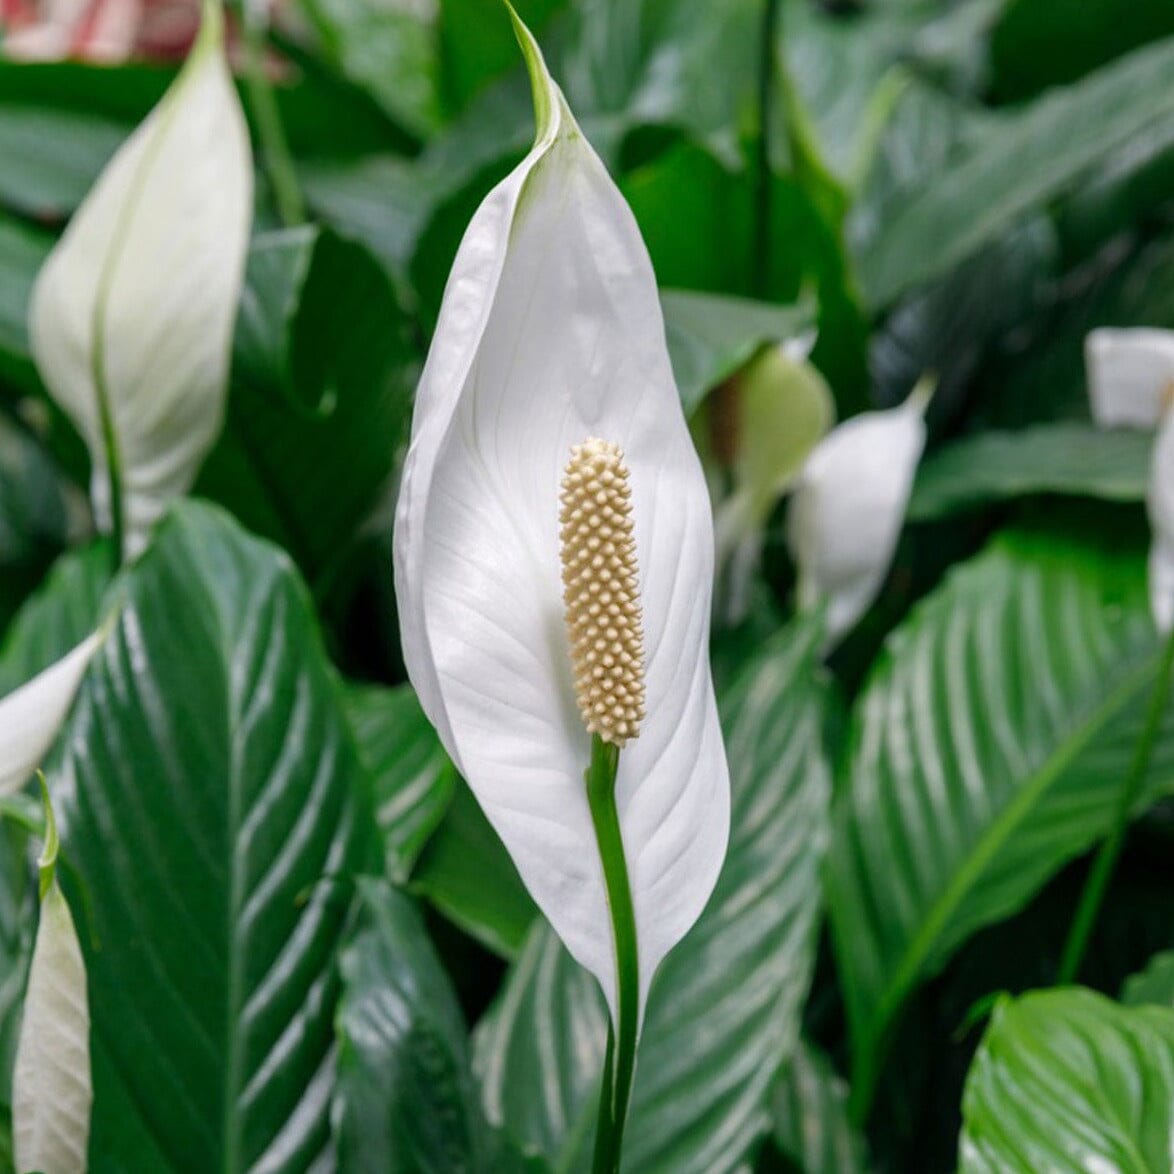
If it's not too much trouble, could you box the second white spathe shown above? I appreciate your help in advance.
[788,383,930,646]
[28,0,253,560]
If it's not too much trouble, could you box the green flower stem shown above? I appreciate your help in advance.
[1058,618,1174,984]
[585,734,639,1174]
[238,0,305,227]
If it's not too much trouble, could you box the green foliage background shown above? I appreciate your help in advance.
[5,0,1174,1170]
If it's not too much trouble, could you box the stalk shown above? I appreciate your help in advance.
[585,735,639,1174]
[1058,620,1174,983]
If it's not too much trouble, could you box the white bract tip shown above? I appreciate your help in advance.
[788,382,929,646]
[560,438,646,747]
[28,0,253,559]
[394,12,729,1023]
[1085,328,1174,429]
[13,790,91,1174]
[1148,411,1174,633]
[0,633,103,797]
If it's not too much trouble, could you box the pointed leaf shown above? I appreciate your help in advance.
[473,617,830,1171]
[28,4,253,557]
[857,36,1174,308]
[345,684,454,882]
[52,500,372,1171]
[907,423,1151,521]
[960,989,1174,1173]
[333,879,490,1172]
[827,524,1174,1107]
[769,1040,867,1174]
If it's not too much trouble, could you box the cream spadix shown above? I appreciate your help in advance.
[560,438,646,748]
[393,11,729,1022]
[29,0,253,559]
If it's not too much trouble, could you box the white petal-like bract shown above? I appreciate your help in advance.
[394,14,729,1022]
[0,633,102,796]
[1085,328,1174,429]
[29,0,253,558]
[788,385,929,646]
[13,881,91,1174]
[1148,410,1174,632]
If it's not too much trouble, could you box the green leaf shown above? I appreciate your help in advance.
[769,1039,867,1174]
[410,781,538,961]
[0,820,31,1111]
[345,684,453,882]
[907,424,1152,521]
[1121,949,1174,1007]
[473,617,831,1171]
[299,0,442,139]
[199,226,415,580]
[52,500,373,1171]
[959,989,1174,1173]
[827,524,1174,1114]
[0,216,51,395]
[333,878,490,1172]
[661,289,816,416]
[856,35,1174,309]
[0,540,111,694]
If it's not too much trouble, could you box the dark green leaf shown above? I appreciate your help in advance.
[473,617,831,1172]
[827,524,1174,1113]
[52,500,373,1171]
[856,36,1174,308]
[661,289,815,415]
[0,539,111,694]
[199,226,415,580]
[410,781,538,962]
[959,989,1174,1172]
[0,216,51,395]
[345,684,453,882]
[907,424,1151,521]
[299,0,442,139]
[333,878,490,1172]
[1121,949,1174,1008]
[770,1039,867,1174]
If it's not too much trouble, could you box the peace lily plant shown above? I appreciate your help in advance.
[393,10,730,1169]
[28,0,252,561]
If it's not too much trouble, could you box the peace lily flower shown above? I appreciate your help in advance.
[788,380,931,646]
[29,0,252,560]
[0,633,103,796]
[393,6,729,1111]
[703,341,834,623]
[1085,328,1174,630]
[13,780,91,1174]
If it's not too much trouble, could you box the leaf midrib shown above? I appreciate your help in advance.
[864,648,1160,1059]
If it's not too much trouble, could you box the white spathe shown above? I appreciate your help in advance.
[1084,327,1174,630]
[788,383,929,646]
[13,805,91,1174]
[29,0,253,559]
[0,633,102,796]
[1085,328,1174,429]
[394,13,729,1024]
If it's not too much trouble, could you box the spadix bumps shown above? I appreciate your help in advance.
[560,439,646,747]
[393,13,729,1022]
